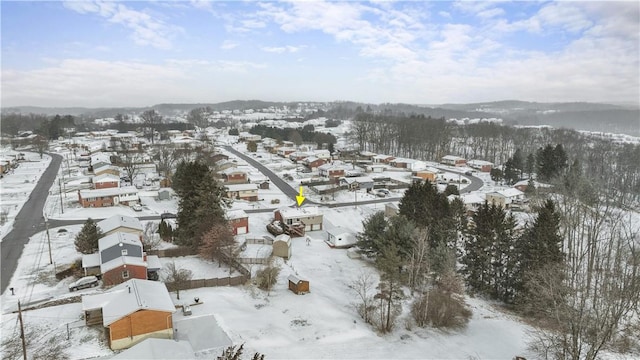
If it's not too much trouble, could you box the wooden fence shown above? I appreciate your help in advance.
[165,274,249,292]
[147,247,198,258]
[245,236,274,245]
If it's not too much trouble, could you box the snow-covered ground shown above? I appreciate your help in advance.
[0,151,52,240]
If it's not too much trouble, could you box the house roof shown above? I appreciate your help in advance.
[98,215,143,234]
[341,176,374,184]
[100,255,147,273]
[146,255,162,271]
[274,234,291,243]
[225,183,258,192]
[326,226,353,236]
[468,159,494,166]
[227,209,248,220]
[303,156,320,163]
[79,187,138,198]
[111,338,195,360]
[81,279,175,326]
[82,253,101,268]
[442,155,466,161]
[93,164,120,173]
[276,206,322,219]
[498,188,524,198]
[287,274,305,283]
[318,164,345,171]
[220,167,247,175]
[373,154,394,160]
[99,232,142,251]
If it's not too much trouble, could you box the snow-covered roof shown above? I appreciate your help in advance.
[468,159,494,166]
[274,234,291,243]
[341,176,374,184]
[459,193,486,204]
[100,255,147,273]
[227,209,248,220]
[373,154,394,160]
[442,155,466,161]
[303,156,320,163]
[276,206,322,219]
[79,187,138,198]
[359,151,377,157]
[326,226,353,236]
[98,215,143,234]
[288,274,306,283]
[81,279,175,326]
[318,164,346,171]
[225,183,258,192]
[99,232,143,250]
[111,338,195,360]
[146,255,162,271]
[220,167,246,175]
[513,179,552,188]
[82,253,101,268]
[498,188,524,198]
[93,163,120,172]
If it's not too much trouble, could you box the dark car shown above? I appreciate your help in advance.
[160,212,177,221]
[68,276,99,292]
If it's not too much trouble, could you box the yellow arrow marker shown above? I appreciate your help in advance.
[296,186,306,207]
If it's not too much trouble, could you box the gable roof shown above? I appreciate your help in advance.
[225,183,258,192]
[99,232,143,251]
[98,215,143,234]
[81,279,175,326]
[227,209,248,220]
[111,338,195,360]
[92,173,120,183]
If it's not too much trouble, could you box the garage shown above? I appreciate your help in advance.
[311,224,322,231]
[236,226,247,235]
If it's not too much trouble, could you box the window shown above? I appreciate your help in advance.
[122,270,129,279]
[121,249,128,256]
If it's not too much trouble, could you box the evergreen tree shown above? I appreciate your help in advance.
[512,149,525,178]
[525,153,535,179]
[503,158,519,185]
[490,168,503,182]
[173,160,227,247]
[356,211,388,258]
[513,199,563,304]
[327,142,335,155]
[375,242,405,333]
[552,144,568,176]
[246,141,258,152]
[382,215,416,261]
[74,218,103,254]
[444,184,459,196]
[462,202,518,302]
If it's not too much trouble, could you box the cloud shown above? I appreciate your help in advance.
[261,45,304,54]
[220,40,239,50]
[63,1,182,49]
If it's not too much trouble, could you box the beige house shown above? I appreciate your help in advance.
[224,183,258,201]
[486,188,525,209]
[274,207,323,231]
[97,215,144,236]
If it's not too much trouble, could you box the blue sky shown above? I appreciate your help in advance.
[2,1,638,107]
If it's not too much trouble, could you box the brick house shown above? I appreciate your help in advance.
[81,232,160,285]
[318,164,345,179]
[92,174,120,189]
[81,279,176,350]
[467,159,493,172]
[210,153,229,164]
[78,187,139,208]
[227,209,249,235]
[412,170,436,183]
[441,155,467,167]
[219,168,248,184]
[302,156,327,170]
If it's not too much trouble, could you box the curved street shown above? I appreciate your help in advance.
[1,153,62,293]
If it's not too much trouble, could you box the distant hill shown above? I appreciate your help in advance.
[3,100,638,136]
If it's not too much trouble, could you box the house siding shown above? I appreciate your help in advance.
[102,264,147,286]
[109,310,173,350]
[230,217,249,235]
[95,181,119,189]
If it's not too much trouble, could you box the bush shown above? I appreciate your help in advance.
[411,289,472,329]
[255,259,280,293]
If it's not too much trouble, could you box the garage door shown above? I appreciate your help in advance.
[237,226,247,235]
[311,224,321,231]
[305,224,312,231]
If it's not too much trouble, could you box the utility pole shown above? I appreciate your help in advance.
[58,179,64,214]
[45,218,52,264]
[18,301,27,360]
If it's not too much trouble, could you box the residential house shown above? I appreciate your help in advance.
[358,151,377,161]
[486,188,525,209]
[365,165,386,173]
[340,176,374,191]
[219,168,248,184]
[302,156,327,170]
[210,153,229,164]
[92,174,120,189]
[78,187,139,208]
[239,132,262,142]
[214,159,236,172]
[467,159,494,172]
[276,147,296,157]
[289,152,312,163]
[372,154,395,164]
[318,164,346,179]
[391,158,426,171]
[81,279,176,350]
[449,193,485,214]
[441,155,467,167]
[225,183,259,201]
[97,215,144,237]
[314,149,331,160]
[274,206,323,232]
[227,209,249,235]
[93,164,121,177]
[412,170,436,183]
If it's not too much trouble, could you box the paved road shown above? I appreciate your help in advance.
[1,154,63,294]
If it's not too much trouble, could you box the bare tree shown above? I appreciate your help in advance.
[349,271,376,324]
[407,228,430,294]
[255,257,281,295]
[199,222,235,265]
[32,136,49,159]
[153,145,176,179]
[163,261,193,300]
[528,191,640,360]
[140,109,162,144]
[142,222,161,251]
[116,140,142,183]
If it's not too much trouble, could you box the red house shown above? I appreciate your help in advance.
[227,210,249,235]
[220,168,248,184]
[302,157,327,170]
[92,174,120,189]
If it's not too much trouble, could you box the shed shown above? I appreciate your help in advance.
[326,227,356,248]
[287,274,310,295]
[157,189,172,201]
[273,234,292,260]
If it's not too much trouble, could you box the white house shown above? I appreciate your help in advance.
[326,227,357,248]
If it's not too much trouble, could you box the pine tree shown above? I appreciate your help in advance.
[503,158,519,185]
[514,199,563,304]
[74,218,103,254]
[512,149,525,178]
[525,153,535,179]
[356,211,388,258]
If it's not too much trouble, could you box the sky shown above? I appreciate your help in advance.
[1,1,639,108]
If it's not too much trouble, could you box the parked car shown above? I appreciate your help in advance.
[131,203,143,212]
[68,276,99,292]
